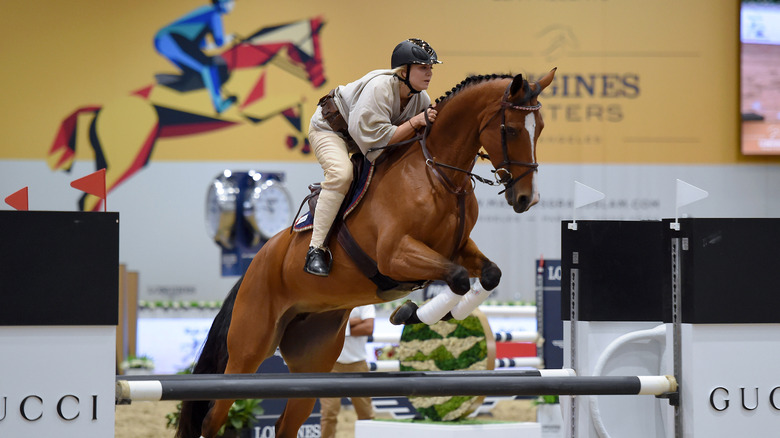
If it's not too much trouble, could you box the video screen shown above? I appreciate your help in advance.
[741,1,780,155]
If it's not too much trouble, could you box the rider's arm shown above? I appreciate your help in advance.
[387,108,437,144]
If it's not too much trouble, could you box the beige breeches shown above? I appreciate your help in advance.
[309,128,354,248]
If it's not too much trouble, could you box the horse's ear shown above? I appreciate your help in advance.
[510,74,525,96]
[538,67,557,90]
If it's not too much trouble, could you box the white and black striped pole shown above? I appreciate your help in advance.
[116,371,676,403]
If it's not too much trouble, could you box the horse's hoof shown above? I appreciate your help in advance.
[389,300,420,325]
[304,246,331,277]
[480,262,501,290]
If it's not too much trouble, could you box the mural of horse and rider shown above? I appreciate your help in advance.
[47,5,326,211]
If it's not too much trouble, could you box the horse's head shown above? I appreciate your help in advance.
[478,68,556,213]
[220,17,326,88]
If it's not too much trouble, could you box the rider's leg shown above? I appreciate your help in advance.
[305,128,352,276]
[305,189,345,276]
[155,32,235,113]
[201,65,236,114]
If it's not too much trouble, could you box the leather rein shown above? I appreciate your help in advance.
[417,81,542,258]
[350,80,543,288]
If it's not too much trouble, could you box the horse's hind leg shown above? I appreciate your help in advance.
[199,290,287,438]
[275,310,349,438]
[82,96,159,211]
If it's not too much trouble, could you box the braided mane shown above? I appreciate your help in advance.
[434,74,514,106]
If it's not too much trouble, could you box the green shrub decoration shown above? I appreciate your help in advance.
[166,398,264,436]
[398,311,491,421]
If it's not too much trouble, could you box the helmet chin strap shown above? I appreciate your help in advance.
[396,65,422,95]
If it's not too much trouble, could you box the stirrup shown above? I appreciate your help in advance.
[304,246,332,277]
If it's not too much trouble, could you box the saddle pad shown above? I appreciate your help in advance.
[293,158,374,232]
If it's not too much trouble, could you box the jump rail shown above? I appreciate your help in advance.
[115,370,677,403]
[368,356,544,371]
[369,330,540,344]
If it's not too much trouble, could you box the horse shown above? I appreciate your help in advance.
[176,68,557,438]
[47,17,326,211]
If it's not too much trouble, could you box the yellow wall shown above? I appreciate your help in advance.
[2,0,772,164]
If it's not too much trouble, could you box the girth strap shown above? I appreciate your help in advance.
[336,223,399,291]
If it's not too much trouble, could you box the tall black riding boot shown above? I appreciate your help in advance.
[304,246,331,277]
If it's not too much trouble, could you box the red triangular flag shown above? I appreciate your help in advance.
[4,187,29,211]
[71,169,107,211]
[70,169,106,199]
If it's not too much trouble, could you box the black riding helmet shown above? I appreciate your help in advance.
[391,38,442,94]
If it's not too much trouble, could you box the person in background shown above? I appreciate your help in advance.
[319,304,376,438]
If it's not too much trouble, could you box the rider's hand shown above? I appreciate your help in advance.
[412,108,437,130]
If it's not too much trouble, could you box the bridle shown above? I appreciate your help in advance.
[415,80,542,198]
[367,78,544,259]
[476,80,541,194]
[415,79,541,258]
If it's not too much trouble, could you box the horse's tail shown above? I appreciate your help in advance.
[175,276,243,438]
[47,105,102,172]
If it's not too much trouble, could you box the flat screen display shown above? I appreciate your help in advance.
[741,1,780,155]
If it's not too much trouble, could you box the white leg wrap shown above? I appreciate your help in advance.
[450,281,492,320]
[416,289,462,325]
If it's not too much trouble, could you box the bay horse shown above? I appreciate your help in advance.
[176,68,557,438]
[47,17,325,211]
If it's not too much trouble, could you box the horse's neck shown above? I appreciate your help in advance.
[422,103,483,188]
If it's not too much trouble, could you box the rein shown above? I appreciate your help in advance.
[416,81,543,196]
[365,80,543,260]
[477,81,541,193]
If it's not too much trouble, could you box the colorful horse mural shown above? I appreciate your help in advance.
[47,17,326,211]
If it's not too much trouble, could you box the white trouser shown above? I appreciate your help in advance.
[309,128,353,248]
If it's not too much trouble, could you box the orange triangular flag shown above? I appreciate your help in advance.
[4,187,29,211]
[70,169,106,199]
[71,168,107,211]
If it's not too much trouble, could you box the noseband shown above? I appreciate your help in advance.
[380,79,542,260]
[477,81,541,193]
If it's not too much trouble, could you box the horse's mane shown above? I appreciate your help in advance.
[434,74,514,106]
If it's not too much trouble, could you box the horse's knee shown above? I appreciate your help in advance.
[446,265,470,295]
[480,261,501,290]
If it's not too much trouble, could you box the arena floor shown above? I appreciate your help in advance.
[114,399,537,438]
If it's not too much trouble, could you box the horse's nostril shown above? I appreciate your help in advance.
[514,195,530,213]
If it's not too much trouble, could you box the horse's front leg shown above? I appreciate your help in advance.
[381,235,471,325]
[379,234,470,294]
[455,237,501,291]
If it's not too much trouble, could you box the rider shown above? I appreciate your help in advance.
[304,38,442,277]
[154,0,237,114]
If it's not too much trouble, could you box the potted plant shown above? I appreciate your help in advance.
[534,395,563,438]
[120,354,155,375]
[166,398,264,438]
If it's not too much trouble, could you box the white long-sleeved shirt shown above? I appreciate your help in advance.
[310,69,430,162]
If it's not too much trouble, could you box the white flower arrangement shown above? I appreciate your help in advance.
[138,300,223,310]
[120,355,155,370]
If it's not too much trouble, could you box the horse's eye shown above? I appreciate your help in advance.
[505,126,518,137]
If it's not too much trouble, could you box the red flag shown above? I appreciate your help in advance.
[70,169,107,211]
[4,187,29,211]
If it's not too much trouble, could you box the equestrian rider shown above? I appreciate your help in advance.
[304,38,442,276]
[154,0,237,114]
